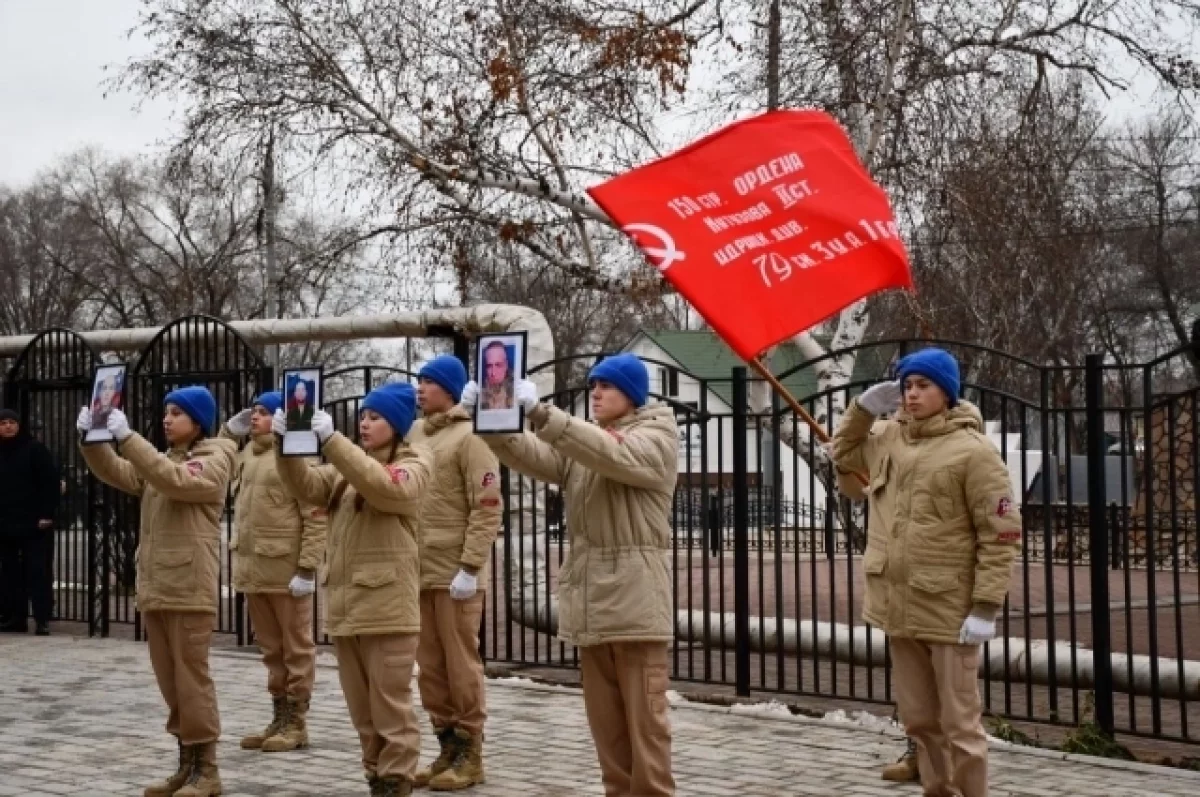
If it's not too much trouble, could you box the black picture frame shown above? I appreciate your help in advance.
[280,365,323,457]
[82,363,129,445]
[473,331,528,434]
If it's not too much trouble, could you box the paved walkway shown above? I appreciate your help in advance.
[0,636,1197,796]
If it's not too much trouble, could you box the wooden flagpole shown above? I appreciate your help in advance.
[747,356,870,487]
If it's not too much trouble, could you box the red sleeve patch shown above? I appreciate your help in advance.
[480,497,501,508]
[386,464,410,484]
[186,460,205,477]
[481,471,497,488]
[997,529,1022,543]
[604,428,625,443]
[996,497,1012,517]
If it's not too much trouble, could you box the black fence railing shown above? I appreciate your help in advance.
[3,321,1197,745]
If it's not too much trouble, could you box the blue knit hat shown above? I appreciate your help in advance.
[252,391,283,416]
[361,382,417,438]
[418,355,468,403]
[164,386,218,434]
[589,353,650,408]
[897,348,960,407]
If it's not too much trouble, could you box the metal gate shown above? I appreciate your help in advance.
[126,315,274,642]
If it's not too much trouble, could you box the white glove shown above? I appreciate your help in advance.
[226,408,253,436]
[858,381,903,416]
[460,380,479,409]
[449,569,478,600]
[272,409,287,436]
[76,407,92,434]
[106,409,132,442]
[288,573,316,597]
[514,378,539,412]
[958,613,997,645]
[311,409,335,442]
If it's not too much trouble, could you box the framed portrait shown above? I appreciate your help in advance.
[280,366,322,457]
[83,363,128,445]
[473,331,528,434]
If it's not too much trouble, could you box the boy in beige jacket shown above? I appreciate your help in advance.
[832,348,1021,797]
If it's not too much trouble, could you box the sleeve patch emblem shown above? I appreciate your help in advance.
[481,472,497,488]
[604,428,625,443]
[186,460,205,477]
[386,464,409,484]
[480,497,501,507]
[997,529,1022,543]
[996,497,1012,517]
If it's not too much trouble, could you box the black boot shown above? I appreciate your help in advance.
[35,622,50,636]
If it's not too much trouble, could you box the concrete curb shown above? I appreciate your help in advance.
[210,644,1200,781]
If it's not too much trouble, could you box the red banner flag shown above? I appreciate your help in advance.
[587,109,913,360]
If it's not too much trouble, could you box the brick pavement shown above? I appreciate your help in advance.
[1,635,1197,796]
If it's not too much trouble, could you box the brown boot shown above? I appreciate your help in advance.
[414,726,457,788]
[262,696,310,752]
[881,737,920,782]
[142,740,193,797]
[377,776,413,796]
[240,696,286,749]
[174,742,223,796]
[428,729,484,791]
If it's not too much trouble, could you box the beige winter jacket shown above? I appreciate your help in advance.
[224,429,327,594]
[832,399,1021,645]
[81,434,237,614]
[407,406,502,591]
[275,432,432,637]
[485,403,678,647]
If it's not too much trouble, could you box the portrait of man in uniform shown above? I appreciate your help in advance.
[280,367,322,456]
[480,341,515,411]
[83,364,128,444]
[473,333,527,433]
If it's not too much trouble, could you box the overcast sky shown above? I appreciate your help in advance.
[0,0,174,187]
[0,0,1176,190]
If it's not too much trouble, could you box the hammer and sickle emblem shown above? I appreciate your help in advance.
[622,223,687,272]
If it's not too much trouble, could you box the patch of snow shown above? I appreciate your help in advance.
[1000,26,1022,40]
[729,700,793,718]
[666,689,687,705]
[821,709,899,732]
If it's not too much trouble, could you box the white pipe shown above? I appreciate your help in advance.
[0,305,557,399]
[505,601,1200,700]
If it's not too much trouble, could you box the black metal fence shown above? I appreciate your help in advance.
[2,318,1197,745]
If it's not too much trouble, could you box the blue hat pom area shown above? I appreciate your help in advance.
[896,348,961,407]
[418,355,468,403]
[253,391,284,416]
[164,386,218,434]
[588,353,650,408]
[361,382,418,438]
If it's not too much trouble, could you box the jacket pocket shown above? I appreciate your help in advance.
[347,561,415,628]
[869,454,890,496]
[861,547,889,624]
[907,569,970,636]
[253,535,298,586]
[153,547,197,599]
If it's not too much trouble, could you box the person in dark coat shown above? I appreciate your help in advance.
[0,409,61,635]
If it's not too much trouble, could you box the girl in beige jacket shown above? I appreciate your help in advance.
[271,382,432,797]
[77,387,237,797]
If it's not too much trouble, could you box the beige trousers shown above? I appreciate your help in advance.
[890,637,989,797]
[334,633,421,781]
[247,591,316,701]
[416,590,487,736]
[143,610,221,745]
[580,641,675,796]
